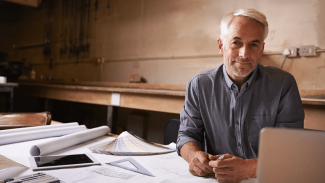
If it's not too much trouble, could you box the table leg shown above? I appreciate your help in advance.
[9,88,14,112]
[107,106,118,133]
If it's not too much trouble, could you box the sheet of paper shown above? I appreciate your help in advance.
[44,152,221,183]
[0,153,27,180]
[0,167,28,180]
[0,155,25,169]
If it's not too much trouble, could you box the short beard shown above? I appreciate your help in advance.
[225,57,258,78]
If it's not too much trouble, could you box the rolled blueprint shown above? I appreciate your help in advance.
[0,125,87,145]
[30,126,110,156]
[0,122,79,135]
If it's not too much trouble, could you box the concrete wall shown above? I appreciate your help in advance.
[1,0,325,87]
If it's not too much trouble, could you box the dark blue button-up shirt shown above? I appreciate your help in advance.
[177,64,304,159]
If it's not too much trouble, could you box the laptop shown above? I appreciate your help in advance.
[257,127,325,183]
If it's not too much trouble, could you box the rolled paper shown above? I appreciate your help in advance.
[0,125,87,145]
[30,126,110,156]
[0,122,79,135]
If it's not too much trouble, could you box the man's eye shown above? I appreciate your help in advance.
[232,41,240,45]
[251,43,258,47]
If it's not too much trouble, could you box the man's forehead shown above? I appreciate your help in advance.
[227,16,264,41]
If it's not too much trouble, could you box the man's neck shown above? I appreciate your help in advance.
[227,71,252,91]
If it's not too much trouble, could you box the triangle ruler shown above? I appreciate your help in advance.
[106,157,155,177]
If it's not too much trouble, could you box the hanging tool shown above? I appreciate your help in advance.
[75,0,81,63]
[69,0,74,59]
[79,0,85,52]
[49,0,54,69]
[107,0,112,16]
[60,0,67,56]
[86,0,90,52]
[107,0,110,9]
[94,0,99,20]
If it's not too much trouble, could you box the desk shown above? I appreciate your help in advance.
[0,83,18,112]
[0,130,255,183]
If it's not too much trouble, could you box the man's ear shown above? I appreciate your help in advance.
[217,38,224,54]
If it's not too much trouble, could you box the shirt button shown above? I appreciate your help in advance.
[238,143,241,147]
[236,121,239,125]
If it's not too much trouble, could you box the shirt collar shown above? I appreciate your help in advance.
[222,64,259,89]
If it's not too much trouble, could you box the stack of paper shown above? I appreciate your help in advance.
[88,131,175,155]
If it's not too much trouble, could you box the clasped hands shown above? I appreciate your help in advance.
[188,151,256,183]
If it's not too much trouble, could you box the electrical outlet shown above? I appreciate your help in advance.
[283,47,297,57]
[111,93,120,106]
[299,45,316,56]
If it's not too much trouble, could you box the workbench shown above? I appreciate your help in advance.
[15,81,186,133]
[15,81,325,131]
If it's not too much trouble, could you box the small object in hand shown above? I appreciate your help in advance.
[217,154,225,160]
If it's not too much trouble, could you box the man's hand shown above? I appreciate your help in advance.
[188,151,214,176]
[208,154,257,183]
[180,142,214,177]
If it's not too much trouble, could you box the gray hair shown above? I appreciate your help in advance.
[220,8,269,42]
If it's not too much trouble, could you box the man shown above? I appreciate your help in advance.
[177,8,304,183]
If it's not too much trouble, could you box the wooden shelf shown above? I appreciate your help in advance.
[16,82,185,114]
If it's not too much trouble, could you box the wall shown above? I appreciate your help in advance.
[1,0,325,142]
[1,0,325,87]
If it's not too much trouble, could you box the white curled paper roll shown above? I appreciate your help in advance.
[0,122,79,135]
[30,126,111,156]
[0,125,87,145]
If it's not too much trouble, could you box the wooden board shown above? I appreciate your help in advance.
[16,83,325,115]
[16,83,185,114]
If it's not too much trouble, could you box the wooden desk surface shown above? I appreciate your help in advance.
[16,82,186,114]
[16,82,325,114]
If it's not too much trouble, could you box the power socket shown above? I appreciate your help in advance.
[283,47,297,57]
[299,45,316,56]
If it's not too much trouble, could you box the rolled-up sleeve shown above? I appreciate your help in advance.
[177,77,205,156]
[275,75,304,128]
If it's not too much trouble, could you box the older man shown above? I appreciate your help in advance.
[177,8,304,183]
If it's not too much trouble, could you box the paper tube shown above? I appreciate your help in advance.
[0,122,79,135]
[30,126,110,156]
[0,125,87,145]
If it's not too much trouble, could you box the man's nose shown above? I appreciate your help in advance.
[239,45,249,59]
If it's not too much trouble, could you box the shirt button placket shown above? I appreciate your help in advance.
[235,99,242,156]
[235,98,243,157]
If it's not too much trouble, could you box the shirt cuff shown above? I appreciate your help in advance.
[176,136,203,156]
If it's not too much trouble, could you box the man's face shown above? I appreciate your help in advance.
[218,16,265,80]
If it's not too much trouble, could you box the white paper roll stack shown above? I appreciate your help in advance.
[0,123,86,145]
[30,126,110,156]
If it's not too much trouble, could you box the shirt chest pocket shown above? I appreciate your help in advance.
[246,115,275,145]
